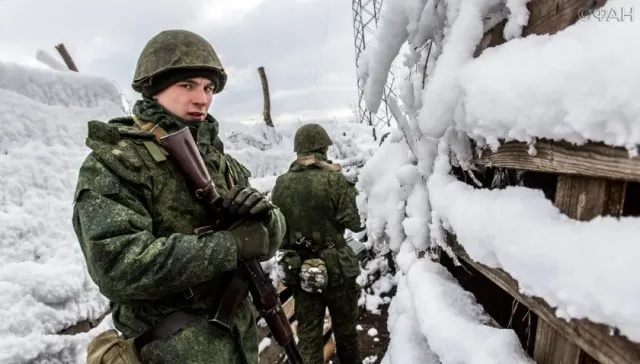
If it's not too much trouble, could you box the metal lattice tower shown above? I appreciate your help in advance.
[352,0,397,140]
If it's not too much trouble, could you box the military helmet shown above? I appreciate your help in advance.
[131,29,227,94]
[293,123,333,153]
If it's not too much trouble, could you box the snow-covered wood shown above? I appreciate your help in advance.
[356,0,640,362]
[475,140,640,182]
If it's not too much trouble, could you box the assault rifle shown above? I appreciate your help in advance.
[158,127,303,364]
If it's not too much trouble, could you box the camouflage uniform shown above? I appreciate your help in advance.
[271,124,364,364]
[72,30,285,364]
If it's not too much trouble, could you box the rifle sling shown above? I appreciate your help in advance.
[213,264,251,329]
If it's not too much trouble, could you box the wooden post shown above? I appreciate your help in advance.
[54,43,78,72]
[532,175,627,364]
[455,0,640,362]
[258,66,274,127]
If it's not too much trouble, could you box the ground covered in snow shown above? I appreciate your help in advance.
[329,295,393,364]
[0,61,125,364]
[0,59,379,364]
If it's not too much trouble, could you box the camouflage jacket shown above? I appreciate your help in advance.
[72,116,285,363]
[271,152,363,286]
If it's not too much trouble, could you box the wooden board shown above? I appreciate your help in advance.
[475,140,640,183]
[451,246,640,364]
[530,173,628,364]
[477,0,609,56]
[466,0,630,362]
[523,0,608,36]
[323,337,336,363]
[533,324,582,364]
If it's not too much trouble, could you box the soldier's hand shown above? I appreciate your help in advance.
[220,186,272,219]
[228,220,269,261]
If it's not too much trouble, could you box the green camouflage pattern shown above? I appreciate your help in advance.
[132,29,227,94]
[271,152,364,254]
[270,151,364,363]
[293,123,333,153]
[72,99,286,364]
[295,279,361,364]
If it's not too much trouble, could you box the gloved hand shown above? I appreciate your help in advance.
[228,220,270,261]
[218,186,273,221]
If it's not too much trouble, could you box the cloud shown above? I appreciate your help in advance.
[0,0,359,122]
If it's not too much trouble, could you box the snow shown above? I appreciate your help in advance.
[367,328,379,337]
[364,0,640,151]
[363,354,379,364]
[355,0,640,361]
[0,59,378,363]
[357,256,397,315]
[456,10,640,151]
[381,272,440,364]
[429,150,640,341]
[405,260,533,364]
[218,117,378,196]
[382,259,535,364]
[0,61,125,364]
[258,337,272,354]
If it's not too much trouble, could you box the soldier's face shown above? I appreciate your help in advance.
[154,77,215,121]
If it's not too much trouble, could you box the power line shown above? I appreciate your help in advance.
[351,0,398,140]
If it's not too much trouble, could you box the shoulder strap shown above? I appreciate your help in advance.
[132,116,171,163]
[295,155,341,172]
[132,115,169,140]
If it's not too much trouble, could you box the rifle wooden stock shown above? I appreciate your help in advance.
[158,127,303,364]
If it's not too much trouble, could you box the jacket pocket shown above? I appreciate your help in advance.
[87,329,141,364]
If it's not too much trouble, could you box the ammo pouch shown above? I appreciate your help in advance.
[299,258,328,293]
[87,329,141,364]
[318,246,361,288]
[276,248,302,287]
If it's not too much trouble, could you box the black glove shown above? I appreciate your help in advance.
[219,186,273,220]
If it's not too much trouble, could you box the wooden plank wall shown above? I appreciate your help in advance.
[465,139,640,363]
[451,0,640,363]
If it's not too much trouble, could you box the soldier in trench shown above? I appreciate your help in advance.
[72,29,285,364]
[271,123,365,364]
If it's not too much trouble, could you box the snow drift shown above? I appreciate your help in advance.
[356,0,640,361]
[0,61,126,364]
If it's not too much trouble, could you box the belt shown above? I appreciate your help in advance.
[133,311,199,353]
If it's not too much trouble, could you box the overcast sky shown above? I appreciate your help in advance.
[0,0,360,123]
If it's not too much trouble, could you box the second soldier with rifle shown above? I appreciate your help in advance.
[72,29,300,364]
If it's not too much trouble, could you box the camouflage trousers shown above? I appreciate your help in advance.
[136,301,258,364]
[294,277,361,364]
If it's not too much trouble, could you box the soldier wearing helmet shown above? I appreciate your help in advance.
[73,29,285,364]
[271,123,364,364]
